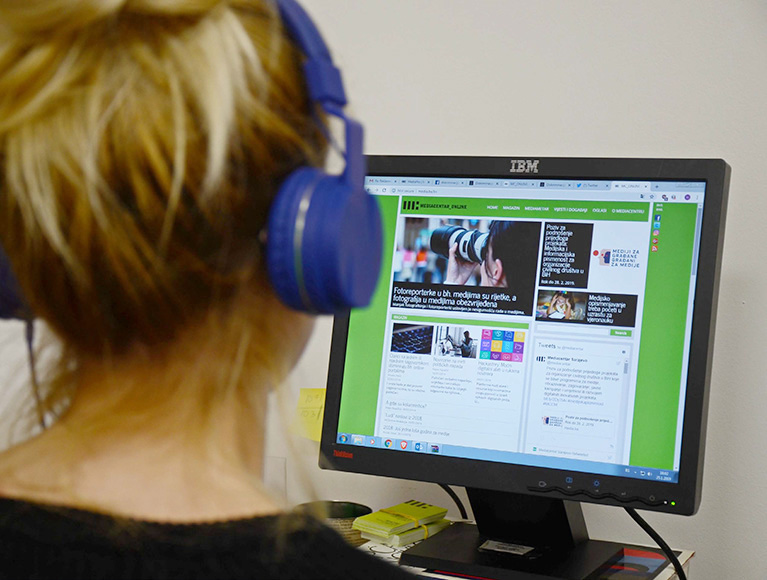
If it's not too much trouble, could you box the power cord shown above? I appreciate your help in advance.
[438,484,468,520]
[624,507,687,580]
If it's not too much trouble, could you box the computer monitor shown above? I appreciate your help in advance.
[320,157,729,578]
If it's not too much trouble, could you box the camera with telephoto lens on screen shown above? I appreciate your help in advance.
[430,225,488,264]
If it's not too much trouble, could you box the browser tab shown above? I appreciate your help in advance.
[472,179,505,187]
[434,178,469,186]
[611,181,651,191]
[575,182,611,190]
[539,181,575,189]
[364,177,399,185]
[399,178,434,185]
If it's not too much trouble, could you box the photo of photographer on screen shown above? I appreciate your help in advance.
[390,217,541,317]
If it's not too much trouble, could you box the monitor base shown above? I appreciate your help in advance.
[400,522,668,579]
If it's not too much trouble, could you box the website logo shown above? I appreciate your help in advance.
[402,200,420,211]
[509,159,540,174]
[594,249,611,266]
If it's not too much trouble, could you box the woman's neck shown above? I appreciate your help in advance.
[0,337,283,522]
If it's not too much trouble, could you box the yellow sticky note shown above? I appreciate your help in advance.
[295,387,325,442]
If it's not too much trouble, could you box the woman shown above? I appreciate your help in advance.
[0,1,413,578]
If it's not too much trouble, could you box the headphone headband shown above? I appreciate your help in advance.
[277,0,347,108]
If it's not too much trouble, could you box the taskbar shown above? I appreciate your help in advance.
[335,432,678,484]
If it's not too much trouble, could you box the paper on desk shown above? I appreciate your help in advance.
[294,387,325,442]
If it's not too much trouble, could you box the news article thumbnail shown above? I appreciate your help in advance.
[390,324,434,355]
[539,222,594,288]
[433,325,478,358]
[535,290,637,327]
[391,217,541,316]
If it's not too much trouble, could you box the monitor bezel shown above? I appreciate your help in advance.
[320,156,730,516]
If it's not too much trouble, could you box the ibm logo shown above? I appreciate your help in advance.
[509,159,540,174]
[403,200,420,211]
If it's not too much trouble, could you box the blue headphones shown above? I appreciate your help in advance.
[0,0,382,321]
[267,0,382,313]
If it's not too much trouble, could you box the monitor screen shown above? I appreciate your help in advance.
[321,157,729,520]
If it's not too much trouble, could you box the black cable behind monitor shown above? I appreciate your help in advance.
[624,507,688,580]
[438,484,468,520]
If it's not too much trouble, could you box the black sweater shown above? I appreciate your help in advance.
[0,497,416,579]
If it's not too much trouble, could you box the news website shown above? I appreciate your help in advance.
[337,178,704,483]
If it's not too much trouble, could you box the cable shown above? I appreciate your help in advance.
[624,507,687,580]
[438,484,468,520]
[24,319,47,431]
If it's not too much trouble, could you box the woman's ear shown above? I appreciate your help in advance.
[491,258,505,286]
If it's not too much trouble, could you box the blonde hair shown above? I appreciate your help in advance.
[0,0,327,424]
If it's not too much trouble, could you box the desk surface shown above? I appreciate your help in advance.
[358,533,694,579]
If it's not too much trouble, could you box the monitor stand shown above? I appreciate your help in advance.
[399,488,638,580]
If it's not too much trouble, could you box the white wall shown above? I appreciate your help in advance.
[0,1,764,578]
[281,1,767,579]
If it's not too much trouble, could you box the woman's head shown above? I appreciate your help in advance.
[0,0,327,421]
[480,220,540,287]
[0,0,325,353]
[551,292,573,311]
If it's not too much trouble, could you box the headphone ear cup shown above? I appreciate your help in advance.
[300,175,382,312]
[266,167,322,312]
[266,168,382,313]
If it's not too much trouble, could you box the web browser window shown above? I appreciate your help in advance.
[337,177,705,484]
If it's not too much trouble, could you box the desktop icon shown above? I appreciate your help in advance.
[384,439,393,448]
[651,246,658,252]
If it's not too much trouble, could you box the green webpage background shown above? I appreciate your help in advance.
[338,195,698,472]
[337,195,398,435]
[630,202,698,469]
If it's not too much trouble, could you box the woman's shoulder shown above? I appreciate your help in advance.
[0,499,416,579]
